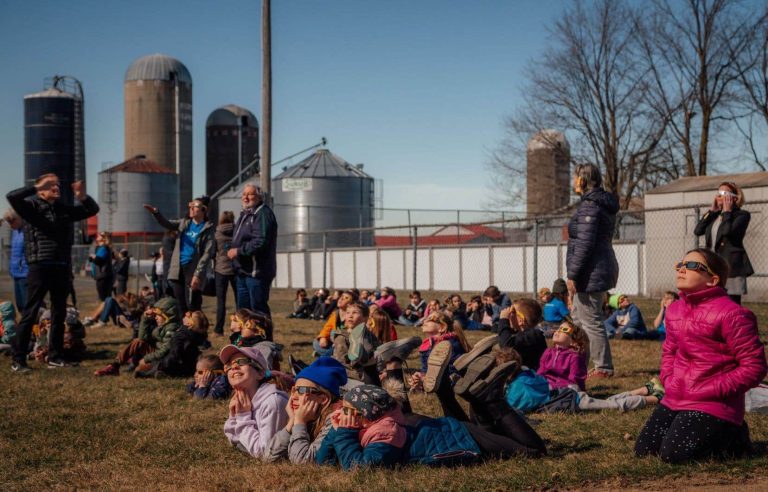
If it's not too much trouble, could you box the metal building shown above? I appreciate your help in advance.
[206,105,259,219]
[272,148,375,250]
[526,130,571,217]
[98,155,179,242]
[124,53,192,216]
[24,76,85,206]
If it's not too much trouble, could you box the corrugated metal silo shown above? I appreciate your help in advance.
[272,149,375,250]
[124,53,192,217]
[206,105,259,219]
[98,156,179,239]
[526,130,571,217]
[24,87,77,205]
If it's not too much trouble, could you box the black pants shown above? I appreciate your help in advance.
[434,372,546,457]
[115,277,128,296]
[171,262,202,316]
[214,272,237,334]
[95,277,113,302]
[635,404,751,464]
[13,263,71,364]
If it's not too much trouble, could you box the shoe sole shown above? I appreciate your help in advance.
[423,341,453,393]
[454,354,496,397]
[374,336,421,364]
[453,335,498,373]
[467,361,518,400]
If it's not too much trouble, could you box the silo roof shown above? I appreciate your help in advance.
[527,129,570,152]
[274,149,371,179]
[206,105,258,127]
[100,156,176,175]
[24,87,75,100]
[125,53,192,84]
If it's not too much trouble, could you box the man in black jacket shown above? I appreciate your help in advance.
[6,174,99,372]
[227,184,277,333]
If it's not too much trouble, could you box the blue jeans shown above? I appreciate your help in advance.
[100,296,122,324]
[312,338,334,357]
[13,277,27,312]
[236,275,273,338]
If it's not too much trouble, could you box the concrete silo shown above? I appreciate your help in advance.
[98,155,179,242]
[24,76,85,206]
[124,53,192,217]
[526,130,571,216]
[206,105,259,219]
[271,149,375,250]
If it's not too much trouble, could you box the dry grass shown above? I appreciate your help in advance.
[2,279,768,491]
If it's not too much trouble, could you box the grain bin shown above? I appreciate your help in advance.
[526,130,571,216]
[124,53,192,216]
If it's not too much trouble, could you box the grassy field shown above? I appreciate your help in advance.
[2,278,768,491]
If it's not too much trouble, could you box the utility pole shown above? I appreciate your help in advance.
[261,0,272,199]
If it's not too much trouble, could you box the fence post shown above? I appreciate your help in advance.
[135,258,140,293]
[456,210,461,244]
[637,240,643,296]
[693,206,701,249]
[322,232,328,288]
[501,211,506,243]
[412,226,418,290]
[533,219,539,297]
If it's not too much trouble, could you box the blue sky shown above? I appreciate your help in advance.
[0,0,562,212]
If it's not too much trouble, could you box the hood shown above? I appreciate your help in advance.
[582,188,619,214]
[153,297,179,324]
[0,301,15,321]
[216,222,234,236]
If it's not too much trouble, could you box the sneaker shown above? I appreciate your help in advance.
[47,358,77,368]
[647,377,665,400]
[288,354,308,377]
[454,354,496,397]
[423,341,453,393]
[467,360,518,402]
[92,320,107,329]
[117,315,132,329]
[453,334,498,373]
[587,368,614,380]
[94,363,119,376]
[374,336,422,368]
[11,361,32,374]
[83,316,95,327]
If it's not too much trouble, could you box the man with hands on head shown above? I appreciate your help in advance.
[6,174,99,372]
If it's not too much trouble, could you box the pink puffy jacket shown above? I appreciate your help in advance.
[661,286,767,425]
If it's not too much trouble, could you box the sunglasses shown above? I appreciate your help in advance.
[342,406,359,416]
[195,370,224,376]
[717,190,737,197]
[224,357,262,373]
[188,202,205,209]
[558,324,574,335]
[293,386,322,396]
[674,261,716,277]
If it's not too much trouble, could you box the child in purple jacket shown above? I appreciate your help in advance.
[537,320,589,391]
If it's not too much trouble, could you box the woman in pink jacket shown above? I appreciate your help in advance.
[635,248,767,463]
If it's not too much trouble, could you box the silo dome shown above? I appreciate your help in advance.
[526,129,570,152]
[206,105,258,128]
[125,53,192,84]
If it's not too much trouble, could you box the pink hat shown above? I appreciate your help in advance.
[219,344,269,373]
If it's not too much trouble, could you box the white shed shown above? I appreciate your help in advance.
[644,171,768,300]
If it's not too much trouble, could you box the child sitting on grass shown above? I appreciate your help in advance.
[537,320,589,391]
[398,291,426,326]
[604,293,647,339]
[94,297,179,376]
[229,309,270,348]
[221,344,289,459]
[265,357,348,463]
[332,301,380,385]
[367,309,397,344]
[187,353,231,399]
[136,310,210,378]
[314,290,357,357]
[497,298,547,371]
[538,287,570,338]
[409,312,470,392]
[651,291,679,341]
[0,301,17,353]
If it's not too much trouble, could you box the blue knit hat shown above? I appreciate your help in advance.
[295,357,348,397]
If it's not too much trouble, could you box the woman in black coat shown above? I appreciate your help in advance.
[694,181,753,304]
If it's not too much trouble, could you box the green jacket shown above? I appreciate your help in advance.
[0,301,16,344]
[139,297,180,363]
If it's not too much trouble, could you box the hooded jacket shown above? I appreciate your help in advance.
[566,188,619,293]
[537,345,588,391]
[214,222,235,276]
[150,211,215,282]
[223,381,289,459]
[157,326,208,377]
[661,286,767,425]
[231,203,278,280]
[138,297,180,364]
[6,185,99,264]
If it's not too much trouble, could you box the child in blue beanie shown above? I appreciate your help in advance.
[265,357,348,463]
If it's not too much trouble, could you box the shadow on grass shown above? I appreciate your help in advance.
[80,349,115,361]
[545,441,602,457]
[289,341,313,347]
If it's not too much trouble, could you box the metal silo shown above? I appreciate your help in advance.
[272,149,375,250]
[24,86,77,204]
[124,53,192,217]
[526,130,571,217]
[98,156,179,240]
[206,105,259,219]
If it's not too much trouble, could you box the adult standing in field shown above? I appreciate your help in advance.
[214,211,237,336]
[88,231,114,302]
[3,209,28,312]
[143,196,215,315]
[565,163,619,379]
[694,181,753,305]
[635,248,767,463]
[227,184,277,326]
[6,174,99,372]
